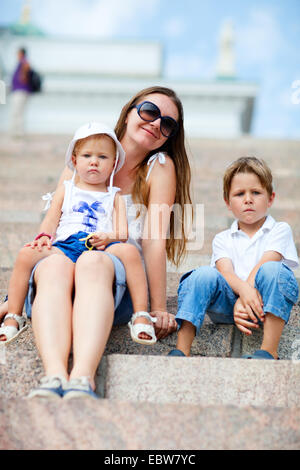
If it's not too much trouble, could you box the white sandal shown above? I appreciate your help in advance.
[0,313,28,345]
[128,311,157,345]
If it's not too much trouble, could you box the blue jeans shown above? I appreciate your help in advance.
[176,261,299,334]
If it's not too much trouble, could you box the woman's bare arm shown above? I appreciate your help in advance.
[142,156,177,338]
[56,166,74,188]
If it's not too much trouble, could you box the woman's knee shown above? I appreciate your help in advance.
[76,251,114,276]
[35,254,74,285]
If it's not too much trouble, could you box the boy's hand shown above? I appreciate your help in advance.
[234,298,261,336]
[88,232,111,250]
[25,236,52,252]
[238,282,264,323]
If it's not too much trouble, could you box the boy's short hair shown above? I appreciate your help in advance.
[223,156,273,202]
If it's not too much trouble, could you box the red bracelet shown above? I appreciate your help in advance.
[34,232,54,242]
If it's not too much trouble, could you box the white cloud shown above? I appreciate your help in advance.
[163,17,186,38]
[165,52,215,79]
[34,0,160,37]
[237,7,285,64]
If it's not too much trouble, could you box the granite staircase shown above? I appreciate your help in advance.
[0,134,299,450]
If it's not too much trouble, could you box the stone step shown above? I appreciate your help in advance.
[1,303,299,399]
[0,320,235,399]
[100,355,300,408]
[1,397,299,450]
[0,212,41,224]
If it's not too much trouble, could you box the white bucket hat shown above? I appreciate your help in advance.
[65,122,125,190]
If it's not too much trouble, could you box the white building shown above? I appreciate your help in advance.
[0,9,258,138]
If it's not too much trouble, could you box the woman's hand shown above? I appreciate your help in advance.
[150,310,177,340]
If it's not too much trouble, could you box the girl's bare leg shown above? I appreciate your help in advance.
[70,251,115,389]
[106,243,150,340]
[31,254,74,379]
[106,243,148,312]
[0,246,63,341]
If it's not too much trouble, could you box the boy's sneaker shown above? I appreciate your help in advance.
[167,349,186,357]
[27,376,66,399]
[63,376,98,400]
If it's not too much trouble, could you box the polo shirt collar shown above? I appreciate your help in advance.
[230,214,276,235]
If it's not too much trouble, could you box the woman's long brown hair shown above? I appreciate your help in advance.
[114,86,192,267]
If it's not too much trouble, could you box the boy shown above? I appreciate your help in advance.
[169,157,299,359]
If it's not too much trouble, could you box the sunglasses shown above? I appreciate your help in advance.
[132,101,179,138]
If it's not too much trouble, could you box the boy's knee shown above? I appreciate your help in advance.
[256,261,281,280]
[192,266,219,285]
[182,266,219,293]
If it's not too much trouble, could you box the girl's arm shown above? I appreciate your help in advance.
[142,156,177,337]
[27,185,64,250]
[89,193,128,249]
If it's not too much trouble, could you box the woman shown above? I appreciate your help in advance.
[1,86,192,398]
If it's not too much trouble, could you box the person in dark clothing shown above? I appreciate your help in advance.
[10,48,31,137]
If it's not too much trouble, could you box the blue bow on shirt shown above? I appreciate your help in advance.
[72,201,106,232]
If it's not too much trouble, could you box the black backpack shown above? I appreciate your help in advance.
[28,69,42,93]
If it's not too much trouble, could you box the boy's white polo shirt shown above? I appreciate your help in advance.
[210,215,299,281]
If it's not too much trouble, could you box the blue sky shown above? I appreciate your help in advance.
[1,0,300,138]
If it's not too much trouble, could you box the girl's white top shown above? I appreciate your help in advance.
[54,179,120,243]
[43,152,167,257]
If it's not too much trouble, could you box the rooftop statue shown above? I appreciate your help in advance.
[216,19,236,79]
